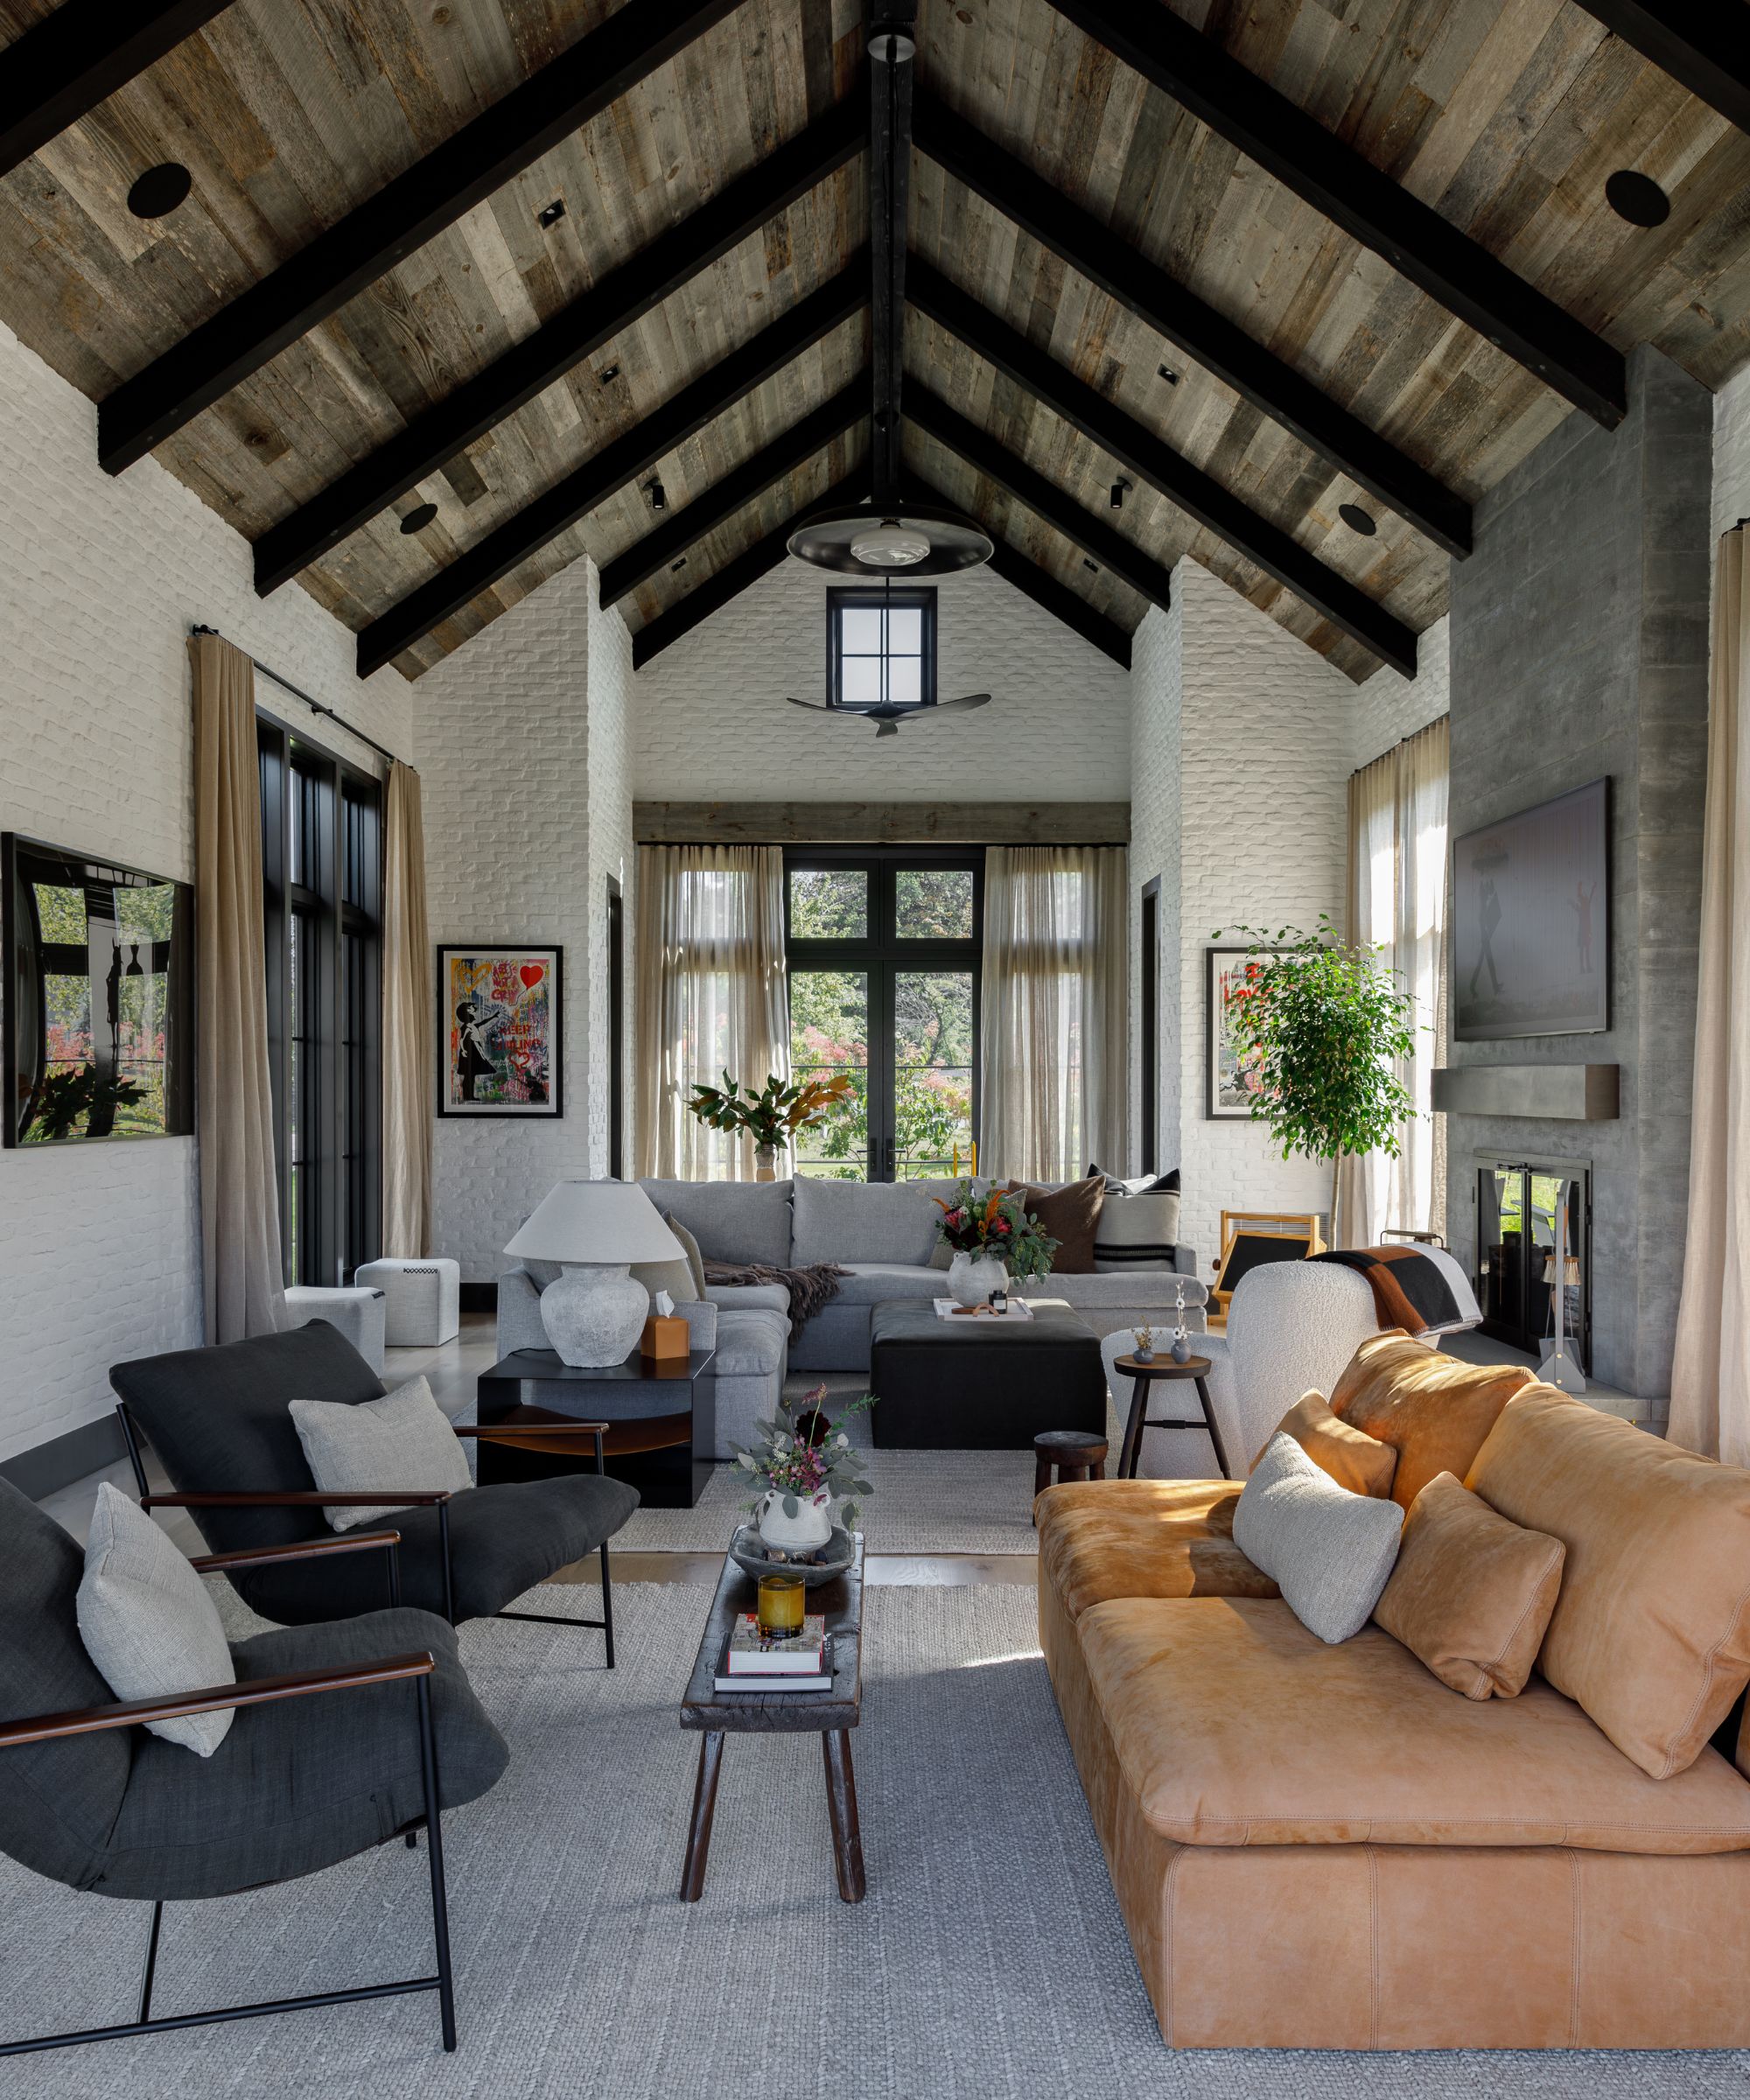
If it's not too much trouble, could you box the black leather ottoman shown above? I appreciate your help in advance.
[867,1298,1105,1449]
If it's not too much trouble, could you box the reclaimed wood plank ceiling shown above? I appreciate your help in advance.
[0,0,1746,682]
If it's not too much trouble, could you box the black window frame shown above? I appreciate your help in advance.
[259,711,382,1287]
[784,847,982,1182]
[606,873,626,1179]
[1139,876,1160,1174]
[825,584,938,713]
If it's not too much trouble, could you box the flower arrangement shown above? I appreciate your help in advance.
[932,1180,1060,1283]
[731,1382,877,1532]
[687,1069,857,1152]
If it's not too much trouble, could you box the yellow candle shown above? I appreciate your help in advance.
[757,1572,806,1635]
[952,1143,960,1176]
[970,1138,978,1175]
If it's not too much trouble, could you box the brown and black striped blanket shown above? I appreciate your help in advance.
[1311,1245,1462,1339]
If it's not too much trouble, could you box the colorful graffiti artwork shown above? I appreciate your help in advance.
[436,946,563,1117]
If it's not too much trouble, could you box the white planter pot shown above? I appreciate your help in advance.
[755,1486,834,1553]
[947,1250,1008,1307]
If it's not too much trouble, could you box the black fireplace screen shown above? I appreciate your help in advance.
[1475,1159,1590,1371]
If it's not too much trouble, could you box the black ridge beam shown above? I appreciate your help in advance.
[256,97,863,594]
[630,472,866,668]
[912,91,1470,559]
[0,0,234,179]
[98,0,745,475]
[1572,3,1750,138]
[908,385,1177,621]
[908,256,1417,676]
[867,2,917,504]
[355,267,867,677]
[1046,0,1626,428]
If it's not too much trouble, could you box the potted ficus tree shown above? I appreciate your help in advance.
[1214,916,1419,1221]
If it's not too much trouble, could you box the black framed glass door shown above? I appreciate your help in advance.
[785,851,981,1181]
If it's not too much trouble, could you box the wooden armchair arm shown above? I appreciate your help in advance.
[452,1422,608,1438]
[188,1530,402,1575]
[0,1652,435,1749]
[142,1489,454,1509]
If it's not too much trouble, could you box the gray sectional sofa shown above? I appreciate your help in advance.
[497,1175,1200,1460]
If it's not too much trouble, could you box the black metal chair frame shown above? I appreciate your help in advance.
[116,1404,617,1667]
[0,1526,463,2059]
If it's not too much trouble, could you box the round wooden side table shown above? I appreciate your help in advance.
[1032,1429,1110,1505]
[1112,1354,1227,1480]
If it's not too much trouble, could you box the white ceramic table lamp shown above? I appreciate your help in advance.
[504,1181,684,1367]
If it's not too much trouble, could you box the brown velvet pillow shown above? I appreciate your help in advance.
[1373,1472,1565,1699]
[1004,1175,1104,1274]
[1330,1330,1533,1509]
[1251,1390,1396,1500]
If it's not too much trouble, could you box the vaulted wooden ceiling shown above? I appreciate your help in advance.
[1,0,1746,685]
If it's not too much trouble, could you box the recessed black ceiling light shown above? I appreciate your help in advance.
[1606,169,1670,228]
[646,477,666,512]
[669,556,687,572]
[1158,365,1180,385]
[127,162,192,220]
[1338,501,1376,536]
[537,197,566,228]
[1110,479,1130,510]
[1083,557,1100,573]
[598,364,620,384]
[400,502,438,535]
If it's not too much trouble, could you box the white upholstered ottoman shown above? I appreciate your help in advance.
[284,1284,387,1373]
[354,1257,462,1347]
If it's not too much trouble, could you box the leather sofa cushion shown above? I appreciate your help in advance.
[1075,1595,1750,1852]
[1003,1175,1104,1273]
[1468,1388,1750,1780]
[1330,1330,1532,1508]
[1037,1479,1272,1620]
[1254,1390,1396,1498]
[1373,1471,1564,1699]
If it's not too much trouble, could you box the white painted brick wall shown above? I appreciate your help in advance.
[1713,362,1750,547]
[0,319,411,1466]
[1348,613,1451,773]
[633,557,1131,801]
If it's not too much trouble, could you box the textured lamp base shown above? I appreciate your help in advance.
[539,1263,648,1367]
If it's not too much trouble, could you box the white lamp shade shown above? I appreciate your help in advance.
[503,1180,683,1267]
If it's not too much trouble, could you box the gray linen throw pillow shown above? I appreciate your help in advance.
[1233,1432,1405,1643]
[290,1374,472,1532]
[77,1480,236,1756]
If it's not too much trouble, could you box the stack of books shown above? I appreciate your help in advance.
[713,1612,832,1693]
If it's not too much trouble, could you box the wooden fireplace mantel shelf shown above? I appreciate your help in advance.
[1431,1064,1619,1121]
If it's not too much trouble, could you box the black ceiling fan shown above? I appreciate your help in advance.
[786,690,990,738]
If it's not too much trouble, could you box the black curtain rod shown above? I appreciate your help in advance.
[189,624,401,769]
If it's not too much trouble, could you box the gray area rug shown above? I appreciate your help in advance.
[3,1583,1745,2098]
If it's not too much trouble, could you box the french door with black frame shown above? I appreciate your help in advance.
[785,850,981,1183]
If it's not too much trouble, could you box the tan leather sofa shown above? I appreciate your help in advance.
[1036,1343,1750,2050]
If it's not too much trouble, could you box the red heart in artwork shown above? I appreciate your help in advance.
[519,963,544,988]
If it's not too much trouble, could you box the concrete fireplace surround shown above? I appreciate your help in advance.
[1444,346,1712,1405]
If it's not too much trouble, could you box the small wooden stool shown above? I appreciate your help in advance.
[1032,1429,1110,1505]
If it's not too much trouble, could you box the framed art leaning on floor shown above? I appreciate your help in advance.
[437,944,563,1116]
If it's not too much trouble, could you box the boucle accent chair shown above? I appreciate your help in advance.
[0,1479,507,2057]
[1035,1352,1750,2049]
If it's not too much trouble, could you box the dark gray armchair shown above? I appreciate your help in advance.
[0,1478,507,2058]
[110,1322,638,1661]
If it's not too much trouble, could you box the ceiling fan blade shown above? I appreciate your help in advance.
[785,696,836,713]
[874,719,900,738]
[936,692,992,711]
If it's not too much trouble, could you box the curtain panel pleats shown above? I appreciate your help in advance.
[634,844,788,1180]
[189,633,285,1341]
[1333,715,1449,1250]
[382,760,432,1256]
[1670,530,1750,1463]
[980,845,1128,1184]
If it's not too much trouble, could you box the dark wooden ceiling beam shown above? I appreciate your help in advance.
[98,0,745,475]
[1572,4,1750,137]
[907,384,1178,616]
[596,383,867,610]
[256,96,863,595]
[630,472,866,668]
[355,268,867,677]
[1047,0,1627,428]
[911,92,1471,559]
[0,0,234,178]
[907,257,1416,676]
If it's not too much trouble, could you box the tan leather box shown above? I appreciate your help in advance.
[640,1313,690,1362]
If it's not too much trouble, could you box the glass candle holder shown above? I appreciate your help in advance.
[756,1571,806,1636]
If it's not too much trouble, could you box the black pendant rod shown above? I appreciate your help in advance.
[867,7,917,508]
[189,626,402,770]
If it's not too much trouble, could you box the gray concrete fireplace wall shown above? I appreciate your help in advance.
[1445,345,1712,1401]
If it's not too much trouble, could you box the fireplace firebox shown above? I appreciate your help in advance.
[1474,1155,1592,1373]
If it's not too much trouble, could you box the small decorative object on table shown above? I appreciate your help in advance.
[754,1573,806,1637]
[1170,1280,1193,1364]
[990,1284,1008,1314]
[932,1180,1060,1307]
[716,1606,830,1693]
[732,1381,876,1555]
[686,1069,857,1182]
[1131,1323,1156,1365]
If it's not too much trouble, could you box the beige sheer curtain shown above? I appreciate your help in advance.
[381,760,432,1255]
[634,844,788,1179]
[1670,530,1750,1461]
[189,634,284,1341]
[981,846,1128,1183]
[1333,716,1449,1249]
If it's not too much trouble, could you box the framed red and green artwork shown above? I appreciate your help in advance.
[436,945,562,1118]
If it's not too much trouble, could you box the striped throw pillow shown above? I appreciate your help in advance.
[1092,1183,1181,1272]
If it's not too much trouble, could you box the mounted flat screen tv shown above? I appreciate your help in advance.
[1452,779,1608,1041]
[2,834,193,1146]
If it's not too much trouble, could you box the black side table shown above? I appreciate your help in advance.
[1113,1354,1228,1480]
[476,1346,716,1508]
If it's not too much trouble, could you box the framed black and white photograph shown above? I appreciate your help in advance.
[1205,944,1278,1120]
[437,944,563,1117]
[1452,779,1609,1041]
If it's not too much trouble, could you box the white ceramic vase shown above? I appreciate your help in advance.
[538,1261,648,1367]
[755,1486,834,1553]
[947,1250,1008,1307]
